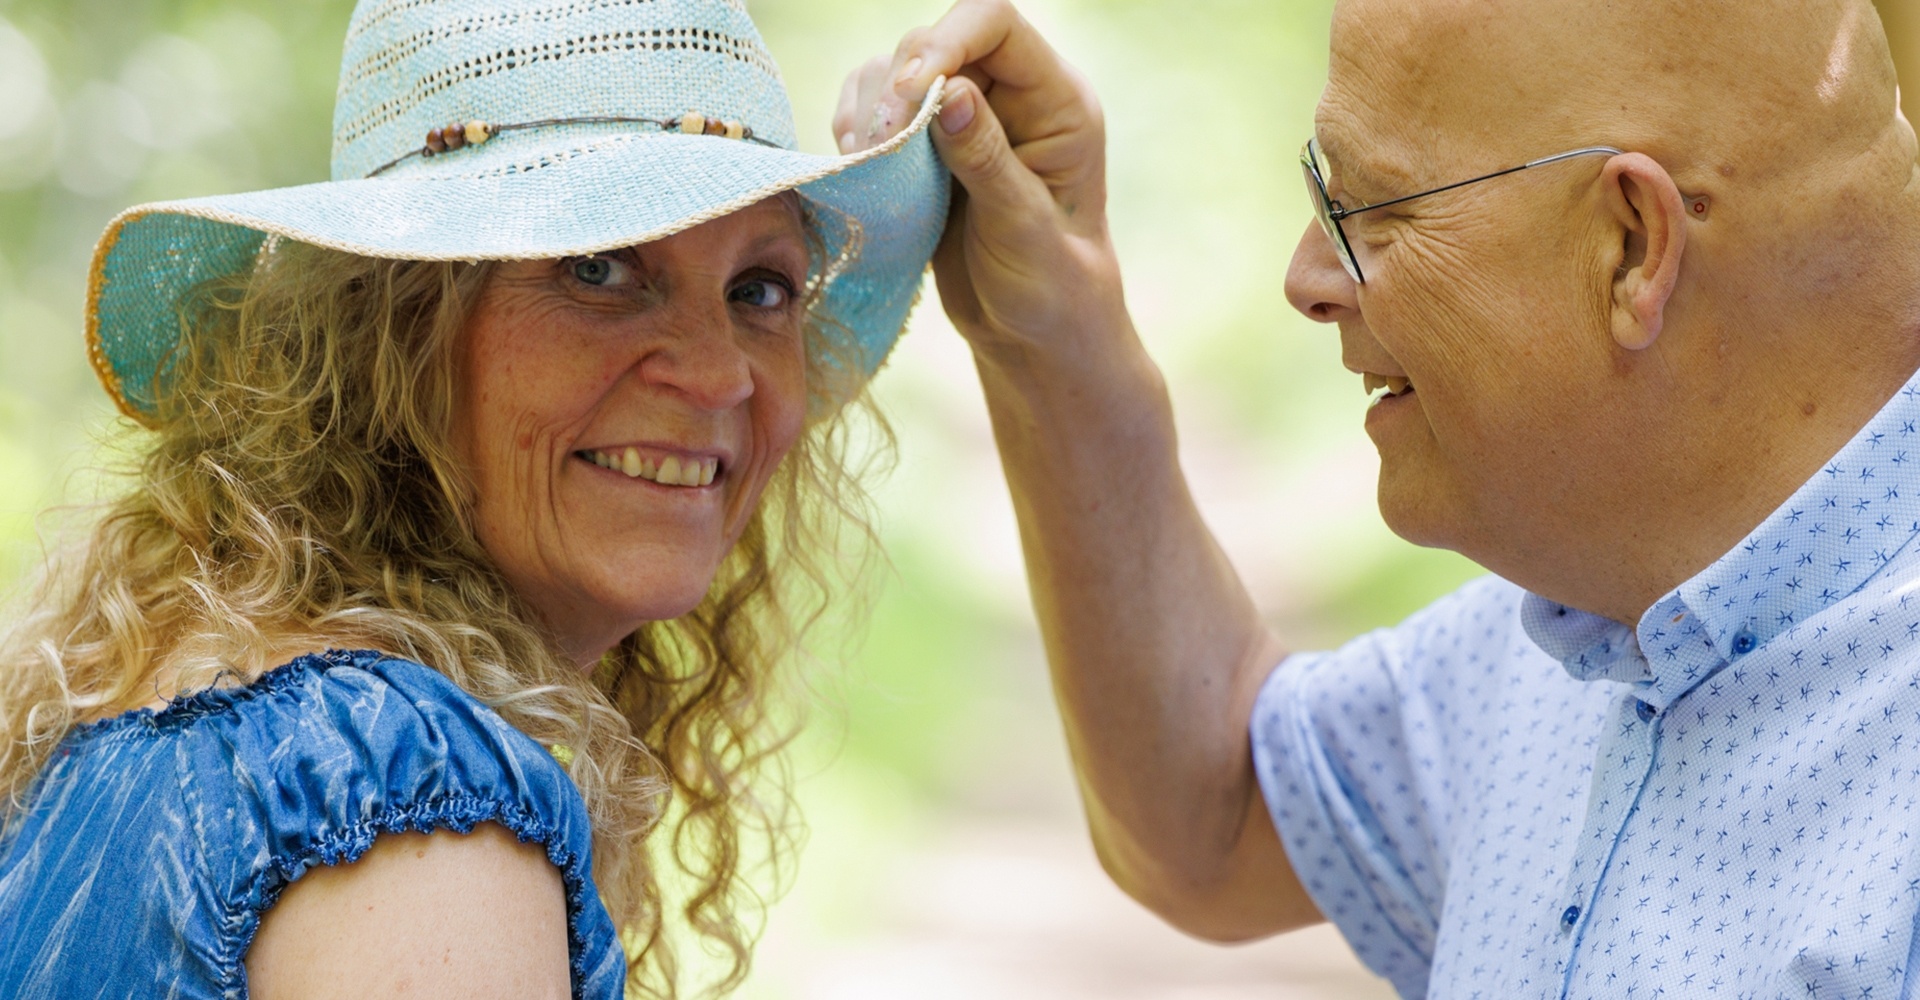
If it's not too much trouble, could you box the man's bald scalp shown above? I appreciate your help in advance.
[1329,0,1905,191]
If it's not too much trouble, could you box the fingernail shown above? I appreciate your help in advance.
[895,57,924,88]
[838,130,857,154]
[938,84,974,135]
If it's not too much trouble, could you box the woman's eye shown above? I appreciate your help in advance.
[731,278,791,309]
[569,256,632,287]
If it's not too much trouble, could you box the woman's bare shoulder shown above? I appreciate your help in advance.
[245,821,571,1000]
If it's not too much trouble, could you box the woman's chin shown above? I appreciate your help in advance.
[591,557,726,626]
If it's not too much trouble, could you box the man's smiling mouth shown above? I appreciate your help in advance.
[1363,373,1415,407]
[577,447,718,487]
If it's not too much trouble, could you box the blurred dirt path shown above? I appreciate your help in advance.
[753,817,1397,999]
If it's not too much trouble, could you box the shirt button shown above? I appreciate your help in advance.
[1561,905,1581,929]
[1635,699,1657,722]
[1731,629,1758,657]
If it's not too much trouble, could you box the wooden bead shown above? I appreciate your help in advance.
[426,128,448,153]
[444,123,467,150]
[680,112,705,135]
[723,120,745,140]
[464,120,492,145]
[703,117,727,136]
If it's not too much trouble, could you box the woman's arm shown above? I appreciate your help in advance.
[245,823,571,1000]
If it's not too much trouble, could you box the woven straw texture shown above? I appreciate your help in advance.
[88,0,950,423]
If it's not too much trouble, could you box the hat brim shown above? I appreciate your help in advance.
[88,85,950,425]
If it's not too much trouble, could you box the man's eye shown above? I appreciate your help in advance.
[731,278,791,309]
[570,256,632,287]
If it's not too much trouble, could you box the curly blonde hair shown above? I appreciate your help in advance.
[0,216,888,997]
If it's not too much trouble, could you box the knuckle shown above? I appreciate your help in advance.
[962,137,1012,185]
[1068,73,1107,137]
[892,25,928,60]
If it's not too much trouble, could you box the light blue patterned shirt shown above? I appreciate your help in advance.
[1253,376,1920,999]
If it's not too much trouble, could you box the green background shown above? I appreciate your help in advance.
[0,0,1481,994]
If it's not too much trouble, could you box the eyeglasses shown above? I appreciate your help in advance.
[1300,137,1624,284]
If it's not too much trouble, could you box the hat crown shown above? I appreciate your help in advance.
[331,0,798,181]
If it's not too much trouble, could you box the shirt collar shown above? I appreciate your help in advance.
[1523,375,1920,707]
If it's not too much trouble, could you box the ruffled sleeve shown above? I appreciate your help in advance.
[179,649,625,999]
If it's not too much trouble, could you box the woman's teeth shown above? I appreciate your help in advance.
[582,448,717,487]
[1363,373,1414,404]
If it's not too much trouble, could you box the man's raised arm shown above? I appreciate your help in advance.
[836,0,1320,942]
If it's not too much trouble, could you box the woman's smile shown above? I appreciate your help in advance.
[457,195,811,657]
[575,446,725,488]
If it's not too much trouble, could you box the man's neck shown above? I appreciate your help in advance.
[1594,327,1920,627]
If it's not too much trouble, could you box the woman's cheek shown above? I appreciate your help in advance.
[773,374,808,449]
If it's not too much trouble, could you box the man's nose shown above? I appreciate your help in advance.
[1284,222,1361,324]
[637,303,755,411]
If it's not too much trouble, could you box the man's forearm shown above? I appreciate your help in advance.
[835,0,1322,935]
[968,323,1310,934]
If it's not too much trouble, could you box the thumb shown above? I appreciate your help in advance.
[930,76,1053,224]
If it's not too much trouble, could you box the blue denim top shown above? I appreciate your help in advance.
[0,649,626,999]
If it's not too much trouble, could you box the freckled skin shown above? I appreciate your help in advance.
[454,196,810,665]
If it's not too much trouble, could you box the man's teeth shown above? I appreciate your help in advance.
[1363,373,1414,400]
[584,448,717,486]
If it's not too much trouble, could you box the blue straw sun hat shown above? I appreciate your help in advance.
[86,0,950,425]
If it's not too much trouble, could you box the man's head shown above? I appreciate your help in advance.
[1285,0,1920,621]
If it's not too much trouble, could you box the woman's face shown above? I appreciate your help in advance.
[455,196,811,665]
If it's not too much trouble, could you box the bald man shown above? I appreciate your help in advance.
[843,0,1920,995]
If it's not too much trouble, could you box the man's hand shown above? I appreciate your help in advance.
[831,0,1124,370]
[835,0,1323,943]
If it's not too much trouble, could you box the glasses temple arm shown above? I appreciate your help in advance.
[1333,146,1627,220]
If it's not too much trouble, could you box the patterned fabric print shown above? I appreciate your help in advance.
[1253,377,1920,999]
[0,650,625,1000]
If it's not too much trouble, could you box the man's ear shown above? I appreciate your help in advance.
[1602,152,1689,351]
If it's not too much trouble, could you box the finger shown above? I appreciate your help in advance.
[892,0,1066,106]
[863,27,929,146]
[832,68,862,153]
[887,25,932,91]
[930,76,1054,234]
[855,55,898,146]
[931,185,983,330]
[986,65,1105,218]
[832,56,893,153]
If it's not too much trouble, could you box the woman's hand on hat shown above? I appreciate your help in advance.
[835,0,1131,364]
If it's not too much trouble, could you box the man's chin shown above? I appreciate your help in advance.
[1374,468,1460,552]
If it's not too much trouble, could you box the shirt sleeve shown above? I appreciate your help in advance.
[1249,576,1523,998]
[189,651,626,999]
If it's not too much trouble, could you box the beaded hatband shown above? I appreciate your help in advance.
[366,111,778,178]
[84,0,952,425]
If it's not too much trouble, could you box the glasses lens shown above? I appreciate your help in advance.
[1301,142,1364,284]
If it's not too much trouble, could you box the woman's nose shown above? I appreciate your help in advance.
[1285,222,1361,324]
[637,303,755,411]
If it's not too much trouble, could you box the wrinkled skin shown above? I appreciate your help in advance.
[455,197,811,665]
[842,0,1920,944]
[1287,0,1920,623]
